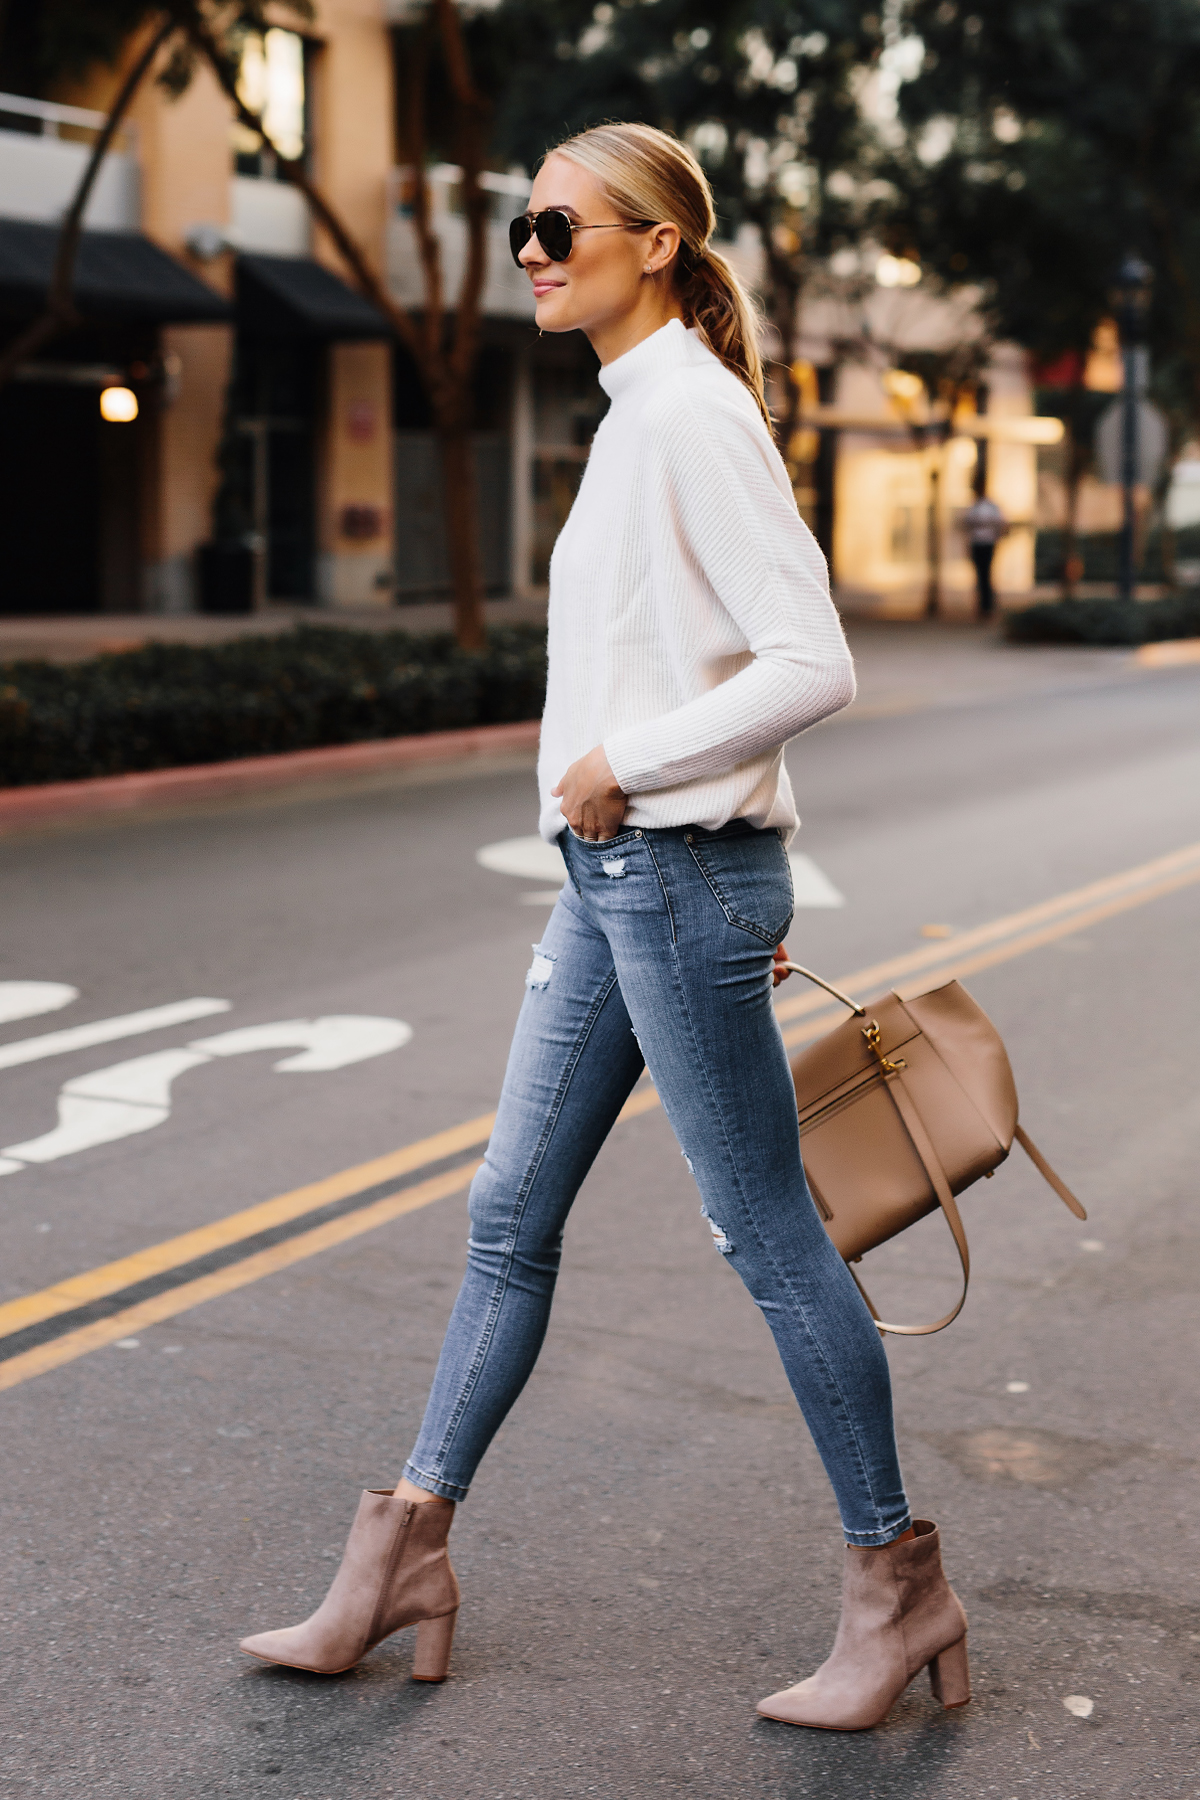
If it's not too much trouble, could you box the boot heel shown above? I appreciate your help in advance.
[928,1635,971,1708]
[412,1609,457,1682]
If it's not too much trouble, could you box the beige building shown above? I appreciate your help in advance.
[794,276,1048,616]
[0,4,1048,621]
[0,0,597,619]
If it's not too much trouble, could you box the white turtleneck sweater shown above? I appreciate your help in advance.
[537,318,855,845]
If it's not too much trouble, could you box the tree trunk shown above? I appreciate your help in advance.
[183,0,492,650]
[436,423,487,651]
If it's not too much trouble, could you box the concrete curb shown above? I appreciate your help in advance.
[0,718,541,834]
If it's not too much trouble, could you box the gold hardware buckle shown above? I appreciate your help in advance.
[862,1018,907,1077]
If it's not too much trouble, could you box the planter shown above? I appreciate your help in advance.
[197,542,256,615]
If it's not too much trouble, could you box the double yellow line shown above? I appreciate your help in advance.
[4,836,1200,1395]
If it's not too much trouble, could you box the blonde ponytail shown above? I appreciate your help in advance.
[549,122,771,427]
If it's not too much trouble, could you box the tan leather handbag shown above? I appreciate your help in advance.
[784,964,1086,1336]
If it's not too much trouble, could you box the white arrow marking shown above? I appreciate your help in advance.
[0,997,232,1072]
[0,982,80,1027]
[476,835,567,883]
[191,1016,412,1072]
[788,854,845,909]
[0,1016,412,1174]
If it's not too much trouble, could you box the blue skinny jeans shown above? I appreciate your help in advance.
[404,819,912,1546]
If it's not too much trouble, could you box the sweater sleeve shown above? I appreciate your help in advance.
[601,383,855,798]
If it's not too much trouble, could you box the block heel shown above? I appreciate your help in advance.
[756,1521,970,1730]
[928,1634,971,1708]
[412,1607,458,1682]
[239,1491,459,1676]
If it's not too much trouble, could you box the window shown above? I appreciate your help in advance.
[233,28,307,176]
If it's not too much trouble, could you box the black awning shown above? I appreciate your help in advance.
[0,217,230,324]
[236,253,390,340]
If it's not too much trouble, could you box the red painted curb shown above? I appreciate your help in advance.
[0,718,542,833]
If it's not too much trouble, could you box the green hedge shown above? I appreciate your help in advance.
[1005,591,1200,646]
[0,623,547,788]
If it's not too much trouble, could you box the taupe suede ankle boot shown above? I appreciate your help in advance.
[756,1519,969,1730]
[240,1491,459,1679]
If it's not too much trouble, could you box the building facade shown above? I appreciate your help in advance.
[0,1,1046,620]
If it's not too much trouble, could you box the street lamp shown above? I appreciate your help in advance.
[1111,254,1153,603]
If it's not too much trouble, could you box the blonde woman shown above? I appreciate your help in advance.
[239,123,969,1733]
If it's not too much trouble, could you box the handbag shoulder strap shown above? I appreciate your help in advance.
[1013,1123,1087,1218]
[852,1069,972,1338]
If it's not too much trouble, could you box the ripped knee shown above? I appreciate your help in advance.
[700,1202,734,1256]
[525,942,556,990]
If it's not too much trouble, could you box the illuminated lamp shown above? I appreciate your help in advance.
[100,386,138,422]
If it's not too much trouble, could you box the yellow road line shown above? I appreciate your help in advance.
[6,837,1200,1392]
[0,1111,495,1340]
[774,837,1200,1022]
[0,1162,481,1394]
[895,863,1200,995]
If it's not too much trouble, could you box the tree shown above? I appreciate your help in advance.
[0,0,494,649]
[888,0,1200,585]
[479,0,888,471]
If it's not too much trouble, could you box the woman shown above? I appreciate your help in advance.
[239,123,969,1732]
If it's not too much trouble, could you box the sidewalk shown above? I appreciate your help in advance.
[0,614,1165,838]
[841,614,1148,719]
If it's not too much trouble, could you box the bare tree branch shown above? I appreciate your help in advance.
[0,13,177,390]
[436,0,489,394]
[177,0,492,647]
[173,0,427,364]
[404,19,445,378]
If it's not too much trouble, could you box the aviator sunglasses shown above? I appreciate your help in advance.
[508,208,657,267]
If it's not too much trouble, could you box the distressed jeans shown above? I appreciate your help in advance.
[403,820,912,1546]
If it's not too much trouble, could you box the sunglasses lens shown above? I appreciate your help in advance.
[537,211,573,261]
[508,215,532,267]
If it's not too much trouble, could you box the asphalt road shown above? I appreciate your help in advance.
[2,626,1199,1800]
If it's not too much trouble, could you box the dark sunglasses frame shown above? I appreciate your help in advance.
[509,208,657,268]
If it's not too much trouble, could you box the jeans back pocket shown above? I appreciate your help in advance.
[685,827,794,945]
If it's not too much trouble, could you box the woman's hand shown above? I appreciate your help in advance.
[552,746,627,841]
[772,944,792,988]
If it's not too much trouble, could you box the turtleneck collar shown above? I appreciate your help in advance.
[597,317,695,402]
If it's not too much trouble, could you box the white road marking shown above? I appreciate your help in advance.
[788,853,845,908]
[477,837,845,909]
[0,982,79,1027]
[0,997,232,1073]
[191,1016,412,1071]
[477,835,566,883]
[0,1015,412,1175]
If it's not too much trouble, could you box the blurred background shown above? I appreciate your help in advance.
[2,0,1199,640]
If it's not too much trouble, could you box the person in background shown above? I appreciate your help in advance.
[961,487,1008,618]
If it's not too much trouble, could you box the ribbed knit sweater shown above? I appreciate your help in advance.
[537,318,856,845]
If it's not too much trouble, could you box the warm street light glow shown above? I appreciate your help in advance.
[100,386,138,422]
[972,415,1064,445]
[876,254,922,287]
[882,368,925,405]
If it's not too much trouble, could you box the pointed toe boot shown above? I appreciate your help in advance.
[756,1519,970,1731]
[240,1490,460,1679]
